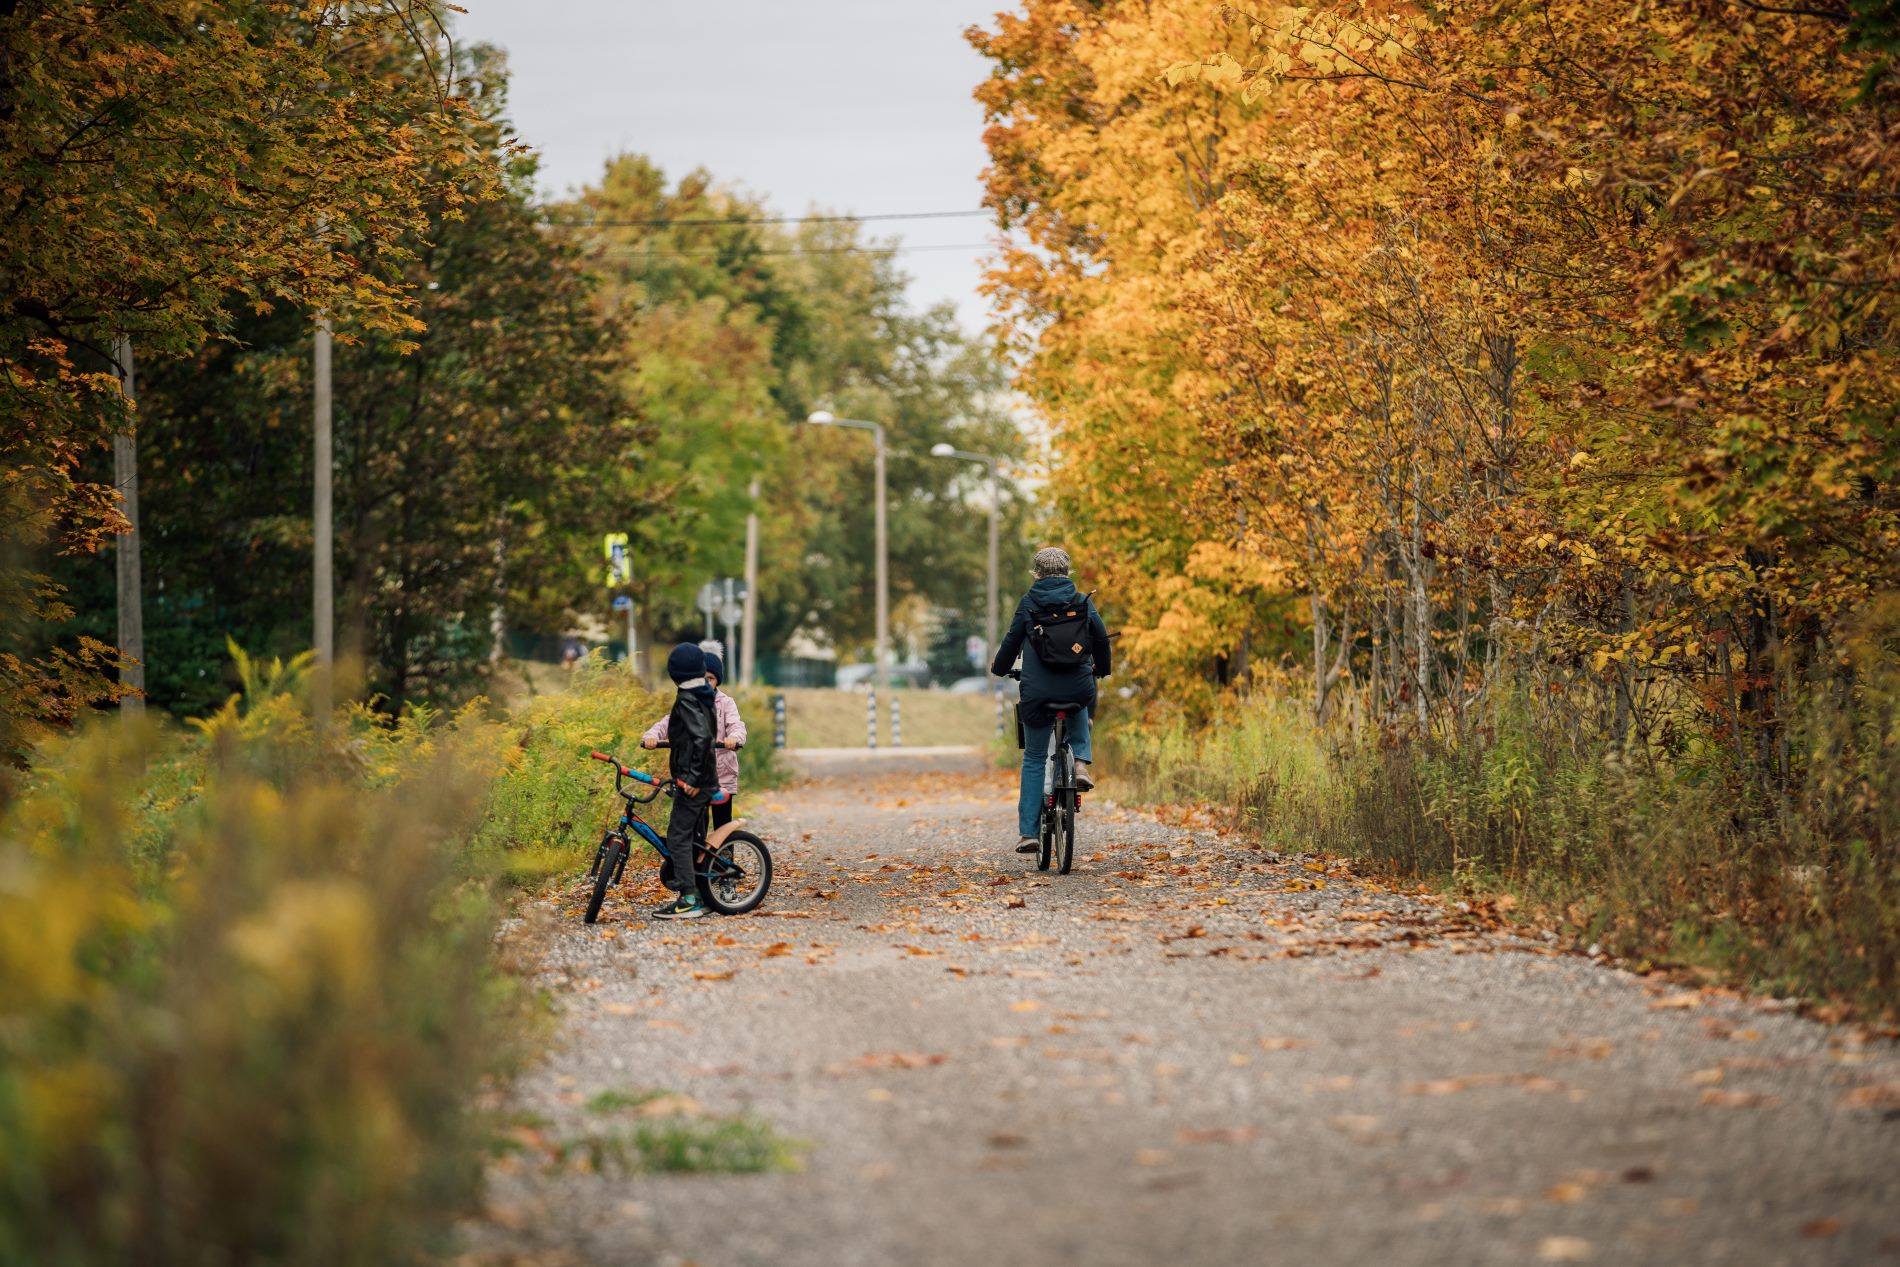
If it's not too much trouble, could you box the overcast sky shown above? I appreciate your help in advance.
[451,1,1005,332]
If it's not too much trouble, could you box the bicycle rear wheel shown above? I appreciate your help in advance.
[1056,796,1076,874]
[700,830,773,915]
[585,834,628,924]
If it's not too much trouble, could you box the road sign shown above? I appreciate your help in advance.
[602,532,629,586]
[966,634,985,667]
[611,594,631,611]
[696,582,719,614]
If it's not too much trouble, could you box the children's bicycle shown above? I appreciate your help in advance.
[582,748,773,923]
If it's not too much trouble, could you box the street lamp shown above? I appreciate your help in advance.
[929,443,1003,662]
[804,410,889,692]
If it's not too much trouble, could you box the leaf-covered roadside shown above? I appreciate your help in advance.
[0,657,664,1266]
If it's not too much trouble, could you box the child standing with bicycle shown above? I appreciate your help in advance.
[643,650,746,828]
[647,643,721,920]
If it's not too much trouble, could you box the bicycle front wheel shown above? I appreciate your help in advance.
[585,834,627,924]
[701,830,773,915]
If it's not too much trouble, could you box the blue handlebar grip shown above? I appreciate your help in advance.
[624,767,657,784]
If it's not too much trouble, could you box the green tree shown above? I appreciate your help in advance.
[0,0,496,753]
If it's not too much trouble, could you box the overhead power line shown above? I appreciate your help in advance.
[595,242,993,258]
[538,208,991,228]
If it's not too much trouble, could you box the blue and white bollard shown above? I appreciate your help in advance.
[772,693,786,749]
[891,693,902,748]
[866,686,878,750]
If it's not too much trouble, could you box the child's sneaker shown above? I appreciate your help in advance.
[654,893,711,920]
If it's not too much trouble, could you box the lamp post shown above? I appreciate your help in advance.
[930,443,1002,657]
[805,411,889,692]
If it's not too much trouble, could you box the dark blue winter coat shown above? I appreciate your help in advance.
[990,575,1111,723]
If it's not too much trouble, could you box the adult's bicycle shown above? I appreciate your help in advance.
[1007,672,1085,875]
[582,748,773,923]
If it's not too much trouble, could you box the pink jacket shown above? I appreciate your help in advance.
[643,690,746,794]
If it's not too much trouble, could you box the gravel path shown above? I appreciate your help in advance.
[461,763,1900,1267]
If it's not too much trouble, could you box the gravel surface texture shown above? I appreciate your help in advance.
[461,764,1900,1267]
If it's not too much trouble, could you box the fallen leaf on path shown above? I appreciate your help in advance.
[1311,1076,1356,1091]
[1802,1218,1843,1239]
[1004,895,1027,909]
[988,1133,1026,1148]
[1686,1068,1724,1086]
[1257,1038,1307,1051]
[1135,1149,1172,1166]
[690,970,735,981]
[1406,1073,1562,1096]
[763,942,793,957]
[1838,1083,1900,1109]
[1327,1114,1380,1134]
[1177,1126,1257,1145]
[601,1002,643,1016]
[1648,994,1699,1010]
[1537,1236,1592,1262]
[1699,1089,1775,1108]
[1663,1198,1700,1216]
[1543,1182,1589,1204]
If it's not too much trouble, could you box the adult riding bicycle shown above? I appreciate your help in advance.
[582,747,773,923]
[1006,669,1084,875]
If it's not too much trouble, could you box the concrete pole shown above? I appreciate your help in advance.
[986,457,1001,651]
[874,426,889,692]
[742,477,760,685]
[112,337,145,715]
[313,316,335,703]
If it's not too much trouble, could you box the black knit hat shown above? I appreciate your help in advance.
[666,642,707,684]
[703,651,725,683]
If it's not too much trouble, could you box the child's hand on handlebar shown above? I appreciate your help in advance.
[641,737,658,749]
[676,780,700,796]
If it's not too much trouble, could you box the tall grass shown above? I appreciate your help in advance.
[1102,649,1900,1018]
[0,650,666,1265]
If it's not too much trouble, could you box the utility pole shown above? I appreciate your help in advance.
[873,426,889,692]
[929,444,1004,650]
[313,314,334,712]
[742,477,760,685]
[985,460,1000,650]
[804,411,889,691]
[113,337,145,715]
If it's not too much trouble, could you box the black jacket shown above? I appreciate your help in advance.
[665,686,719,792]
[991,576,1111,722]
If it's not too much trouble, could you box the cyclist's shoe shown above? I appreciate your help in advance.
[649,896,685,916]
[1015,837,1039,854]
[1075,761,1096,793]
[655,894,711,920]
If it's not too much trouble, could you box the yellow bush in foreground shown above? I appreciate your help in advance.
[0,657,661,1265]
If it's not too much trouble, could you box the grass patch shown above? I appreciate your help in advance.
[553,1116,804,1175]
[1101,664,1900,1021]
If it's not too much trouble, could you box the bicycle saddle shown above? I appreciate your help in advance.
[1043,699,1090,714]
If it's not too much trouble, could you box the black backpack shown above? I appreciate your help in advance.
[1028,592,1096,671]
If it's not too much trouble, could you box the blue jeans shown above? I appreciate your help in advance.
[1018,706,1092,838]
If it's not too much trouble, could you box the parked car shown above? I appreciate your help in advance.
[835,662,932,690]
[949,674,1017,699]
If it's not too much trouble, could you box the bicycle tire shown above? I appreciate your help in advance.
[1036,806,1054,870]
[585,834,627,924]
[700,830,773,915]
[1057,796,1076,874]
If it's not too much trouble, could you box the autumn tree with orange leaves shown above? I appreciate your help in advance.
[972,0,1900,760]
